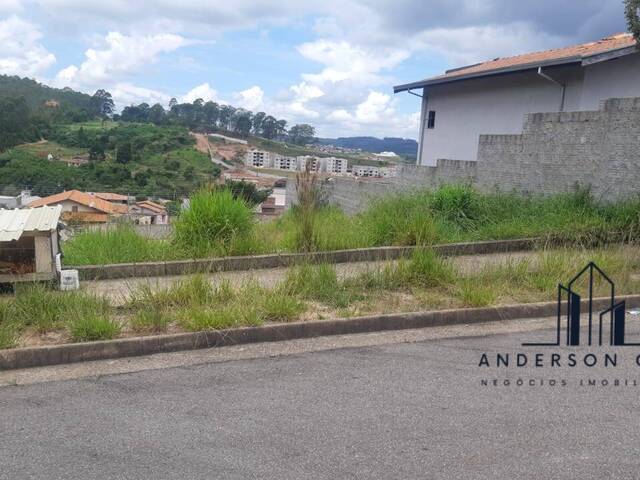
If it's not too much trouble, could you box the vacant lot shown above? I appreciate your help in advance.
[2,245,639,350]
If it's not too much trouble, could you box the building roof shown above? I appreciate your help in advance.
[394,33,637,92]
[91,192,129,202]
[135,200,166,214]
[0,205,62,242]
[28,190,129,214]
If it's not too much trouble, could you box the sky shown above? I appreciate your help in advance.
[0,0,628,139]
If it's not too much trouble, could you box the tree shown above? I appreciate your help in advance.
[276,119,288,138]
[116,141,132,164]
[261,115,278,139]
[252,111,266,135]
[169,97,178,109]
[231,109,253,137]
[149,103,166,124]
[92,89,115,122]
[289,124,316,145]
[626,0,640,43]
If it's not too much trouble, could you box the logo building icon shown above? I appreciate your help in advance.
[522,262,638,347]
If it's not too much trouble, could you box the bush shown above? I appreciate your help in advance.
[174,188,254,256]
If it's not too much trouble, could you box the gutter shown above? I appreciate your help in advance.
[537,67,566,112]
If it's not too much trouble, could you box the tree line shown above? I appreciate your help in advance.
[118,98,316,145]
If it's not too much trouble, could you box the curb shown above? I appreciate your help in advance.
[69,238,538,281]
[2,294,640,371]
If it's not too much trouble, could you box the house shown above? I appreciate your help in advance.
[394,33,640,166]
[89,192,131,205]
[59,155,90,167]
[28,190,128,223]
[0,206,62,282]
[129,200,169,225]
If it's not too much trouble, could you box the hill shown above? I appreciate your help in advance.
[316,136,418,156]
[0,122,221,197]
[0,75,99,119]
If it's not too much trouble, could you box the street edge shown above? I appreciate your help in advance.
[2,294,640,371]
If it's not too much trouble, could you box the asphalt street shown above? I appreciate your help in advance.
[1,322,640,479]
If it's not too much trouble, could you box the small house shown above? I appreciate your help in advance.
[0,206,62,283]
[29,190,128,224]
[130,200,169,225]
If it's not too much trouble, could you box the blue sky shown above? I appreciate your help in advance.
[0,0,627,139]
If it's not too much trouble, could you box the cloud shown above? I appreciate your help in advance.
[233,86,264,110]
[0,0,23,13]
[412,22,566,66]
[55,31,191,89]
[179,83,220,103]
[110,83,170,108]
[0,16,56,77]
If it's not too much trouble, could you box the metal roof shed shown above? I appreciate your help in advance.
[0,206,62,283]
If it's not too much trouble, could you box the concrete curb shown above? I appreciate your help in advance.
[70,238,538,281]
[2,293,640,371]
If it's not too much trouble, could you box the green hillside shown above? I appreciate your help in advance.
[0,122,221,197]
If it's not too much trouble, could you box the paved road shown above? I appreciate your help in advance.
[1,322,640,479]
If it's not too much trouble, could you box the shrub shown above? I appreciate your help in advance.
[69,316,121,342]
[174,188,254,256]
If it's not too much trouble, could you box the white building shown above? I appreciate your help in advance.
[297,156,321,172]
[245,149,272,168]
[353,165,380,177]
[324,157,348,175]
[273,155,297,171]
[394,33,640,166]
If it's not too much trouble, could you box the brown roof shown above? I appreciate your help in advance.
[29,190,128,214]
[135,200,166,214]
[395,33,637,91]
[92,192,129,202]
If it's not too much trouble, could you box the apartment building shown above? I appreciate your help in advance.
[245,149,272,168]
[273,155,298,171]
[324,157,348,175]
[352,165,380,177]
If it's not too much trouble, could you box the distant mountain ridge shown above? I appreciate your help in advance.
[316,136,418,156]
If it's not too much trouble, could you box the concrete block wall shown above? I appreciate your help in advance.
[290,96,640,213]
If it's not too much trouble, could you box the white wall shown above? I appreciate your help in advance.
[579,54,640,110]
[419,65,584,166]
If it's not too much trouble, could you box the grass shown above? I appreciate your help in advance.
[63,184,640,267]
[13,283,111,333]
[173,188,255,257]
[69,316,121,342]
[2,244,640,349]
[63,225,179,265]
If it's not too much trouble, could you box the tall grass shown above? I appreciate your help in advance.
[64,225,178,265]
[62,184,640,266]
[173,188,254,257]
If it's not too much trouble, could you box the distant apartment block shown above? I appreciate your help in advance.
[273,155,298,171]
[325,157,348,175]
[245,149,272,168]
[296,156,321,172]
[352,165,379,177]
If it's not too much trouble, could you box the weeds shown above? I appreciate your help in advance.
[69,316,121,342]
[173,188,254,256]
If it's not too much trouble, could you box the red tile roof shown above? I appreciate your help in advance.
[135,200,166,214]
[395,33,637,91]
[92,192,129,202]
[29,190,128,214]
